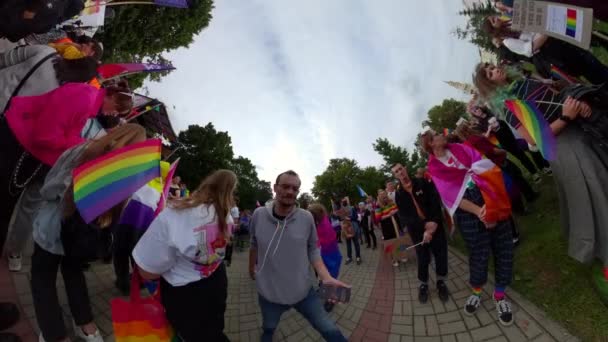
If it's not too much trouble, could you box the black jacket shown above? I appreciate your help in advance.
[394,178,443,232]
[0,0,84,42]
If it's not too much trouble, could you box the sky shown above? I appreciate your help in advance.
[145,0,481,193]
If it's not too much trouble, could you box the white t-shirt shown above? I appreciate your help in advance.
[133,204,234,287]
[503,32,539,58]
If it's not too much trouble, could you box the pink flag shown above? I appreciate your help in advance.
[155,158,180,216]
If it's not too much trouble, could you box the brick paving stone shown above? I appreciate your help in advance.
[442,335,457,342]
[391,323,414,335]
[515,311,544,339]
[470,323,503,341]
[456,332,473,342]
[415,337,443,342]
[414,316,426,336]
[436,311,461,324]
[499,324,528,342]
[439,321,467,335]
[426,315,440,336]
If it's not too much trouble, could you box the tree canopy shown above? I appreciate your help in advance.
[454,0,497,52]
[372,138,425,176]
[311,158,386,208]
[96,0,214,87]
[172,123,272,210]
[423,98,468,132]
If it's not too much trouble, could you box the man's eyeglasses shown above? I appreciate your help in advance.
[278,184,300,192]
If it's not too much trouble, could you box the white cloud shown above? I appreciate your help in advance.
[145,0,480,193]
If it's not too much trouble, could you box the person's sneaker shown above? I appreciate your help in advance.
[73,323,104,342]
[437,280,449,302]
[542,167,552,175]
[345,258,353,265]
[366,245,371,249]
[356,257,362,265]
[495,299,514,326]
[400,258,408,264]
[418,284,429,304]
[513,235,520,246]
[463,295,481,316]
[38,332,46,342]
[0,302,20,330]
[392,261,399,267]
[8,254,22,272]
[0,332,22,342]
[532,173,542,184]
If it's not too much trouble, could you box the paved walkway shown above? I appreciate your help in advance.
[2,234,580,342]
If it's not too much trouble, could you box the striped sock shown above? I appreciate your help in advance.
[494,286,506,301]
[472,287,482,297]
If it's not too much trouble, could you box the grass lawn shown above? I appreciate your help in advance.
[449,175,608,340]
[592,20,608,65]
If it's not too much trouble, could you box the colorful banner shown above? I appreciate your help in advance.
[97,63,176,80]
[73,139,162,223]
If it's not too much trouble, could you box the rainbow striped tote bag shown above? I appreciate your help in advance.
[111,270,179,342]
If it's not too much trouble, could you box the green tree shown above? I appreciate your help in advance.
[373,138,417,175]
[311,159,386,208]
[454,0,497,52]
[312,158,360,207]
[174,123,234,189]
[96,0,214,87]
[172,123,271,210]
[231,156,272,210]
[423,98,468,132]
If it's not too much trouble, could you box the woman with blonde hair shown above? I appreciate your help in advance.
[133,170,237,342]
[30,124,147,342]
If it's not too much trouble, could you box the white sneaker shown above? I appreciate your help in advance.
[74,324,104,342]
[392,261,399,267]
[8,254,22,272]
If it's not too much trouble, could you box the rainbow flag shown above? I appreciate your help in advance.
[443,128,452,137]
[566,9,577,38]
[505,99,556,161]
[550,65,579,84]
[73,139,162,223]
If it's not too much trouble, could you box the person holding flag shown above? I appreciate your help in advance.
[391,163,449,304]
[420,130,515,327]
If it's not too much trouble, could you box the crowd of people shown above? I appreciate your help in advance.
[0,1,607,341]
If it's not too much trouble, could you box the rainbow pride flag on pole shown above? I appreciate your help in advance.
[73,139,162,223]
[505,99,557,161]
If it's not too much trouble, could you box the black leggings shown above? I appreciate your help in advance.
[161,264,229,342]
[31,243,93,342]
[409,223,448,283]
[363,224,377,248]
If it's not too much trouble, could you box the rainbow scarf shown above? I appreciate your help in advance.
[505,99,556,161]
[73,139,162,223]
[375,203,398,221]
[428,144,511,222]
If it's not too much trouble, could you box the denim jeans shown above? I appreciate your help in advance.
[258,288,347,342]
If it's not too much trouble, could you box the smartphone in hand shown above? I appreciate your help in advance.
[319,284,351,303]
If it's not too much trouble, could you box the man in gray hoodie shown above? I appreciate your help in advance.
[249,170,349,342]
